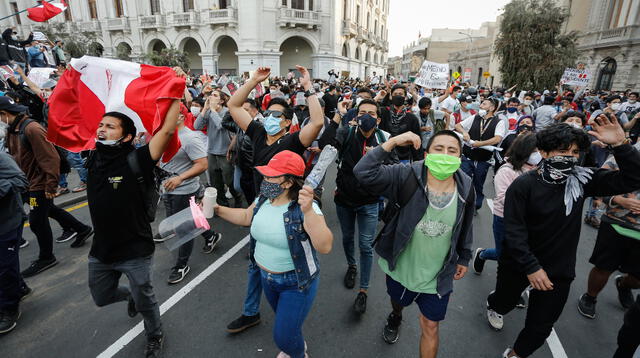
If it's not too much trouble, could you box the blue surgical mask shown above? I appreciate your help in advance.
[260,180,284,200]
[507,107,518,113]
[263,115,283,136]
[467,102,479,111]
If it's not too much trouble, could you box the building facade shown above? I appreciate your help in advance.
[1,0,390,79]
[447,22,500,88]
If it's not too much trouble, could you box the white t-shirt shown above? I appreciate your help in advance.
[460,115,507,138]
[440,96,458,113]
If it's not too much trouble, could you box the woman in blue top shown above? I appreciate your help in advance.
[215,150,333,358]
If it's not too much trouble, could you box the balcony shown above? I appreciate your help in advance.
[139,15,165,30]
[77,20,101,32]
[277,8,320,29]
[356,26,367,42]
[106,17,130,32]
[342,20,357,37]
[169,12,200,28]
[205,8,237,27]
[580,25,639,49]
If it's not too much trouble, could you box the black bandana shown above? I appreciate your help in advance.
[539,155,593,215]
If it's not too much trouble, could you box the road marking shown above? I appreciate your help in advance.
[23,201,88,228]
[524,290,568,358]
[97,234,250,358]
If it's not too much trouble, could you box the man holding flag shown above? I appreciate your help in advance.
[46,57,187,358]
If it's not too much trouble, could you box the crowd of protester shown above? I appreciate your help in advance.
[1,27,640,358]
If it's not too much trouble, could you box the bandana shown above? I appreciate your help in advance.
[539,155,593,215]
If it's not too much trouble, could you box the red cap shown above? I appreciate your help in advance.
[255,150,305,178]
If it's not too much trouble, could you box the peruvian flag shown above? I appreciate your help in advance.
[27,1,67,22]
[47,56,186,162]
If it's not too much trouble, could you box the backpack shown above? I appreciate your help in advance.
[18,118,70,174]
[373,171,420,246]
[127,151,161,223]
[336,126,387,168]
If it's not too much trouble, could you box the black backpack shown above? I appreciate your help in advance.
[18,118,70,174]
[126,151,161,223]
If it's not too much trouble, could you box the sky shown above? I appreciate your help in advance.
[387,0,512,57]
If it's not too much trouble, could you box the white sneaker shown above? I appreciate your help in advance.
[275,342,308,358]
[502,347,511,357]
[487,302,504,330]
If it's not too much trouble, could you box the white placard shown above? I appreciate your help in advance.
[415,60,449,89]
[27,67,57,87]
[561,68,590,87]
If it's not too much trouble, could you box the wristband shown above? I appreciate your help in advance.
[304,88,316,97]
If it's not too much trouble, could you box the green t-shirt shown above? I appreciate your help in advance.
[379,189,457,294]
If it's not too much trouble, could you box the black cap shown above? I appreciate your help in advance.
[0,96,28,113]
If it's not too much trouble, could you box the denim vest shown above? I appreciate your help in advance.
[249,196,320,290]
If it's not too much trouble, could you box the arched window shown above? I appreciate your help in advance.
[342,43,348,57]
[596,57,617,90]
[355,47,361,60]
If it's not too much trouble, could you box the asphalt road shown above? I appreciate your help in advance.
[2,164,629,358]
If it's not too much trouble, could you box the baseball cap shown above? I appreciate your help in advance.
[0,96,27,113]
[255,150,305,178]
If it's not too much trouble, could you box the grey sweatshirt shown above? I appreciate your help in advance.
[0,151,28,234]
[194,107,232,156]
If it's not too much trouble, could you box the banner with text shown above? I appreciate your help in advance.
[561,68,591,87]
[415,61,449,89]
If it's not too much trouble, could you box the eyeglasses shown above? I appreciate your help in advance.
[264,110,285,118]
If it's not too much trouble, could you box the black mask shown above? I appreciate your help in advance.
[357,114,377,132]
[540,155,577,184]
[517,124,533,134]
[391,95,405,107]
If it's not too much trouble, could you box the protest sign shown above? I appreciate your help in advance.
[28,67,57,87]
[415,61,449,89]
[33,32,48,41]
[463,68,472,82]
[0,65,15,80]
[560,68,590,87]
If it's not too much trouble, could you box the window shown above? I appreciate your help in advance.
[114,0,124,17]
[381,25,384,39]
[374,20,377,34]
[608,0,638,28]
[291,0,304,10]
[63,0,73,20]
[282,0,287,6]
[596,57,617,91]
[309,0,313,10]
[366,13,370,29]
[88,0,98,18]
[219,0,227,9]
[183,0,194,11]
[150,0,160,14]
[356,5,360,22]
[343,0,348,20]
[10,2,20,25]
[342,43,348,57]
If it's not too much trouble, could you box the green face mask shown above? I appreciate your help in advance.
[425,153,461,180]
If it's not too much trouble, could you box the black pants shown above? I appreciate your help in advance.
[488,263,572,358]
[0,225,27,312]
[162,192,214,267]
[28,190,88,260]
[614,295,640,358]
[239,164,256,205]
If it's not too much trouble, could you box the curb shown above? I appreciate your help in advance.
[56,193,88,208]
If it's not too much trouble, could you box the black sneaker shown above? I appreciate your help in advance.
[19,238,29,249]
[344,265,357,289]
[55,229,77,243]
[20,286,32,302]
[127,295,138,318]
[167,265,190,284]
[516,294,527,309]
[354,292,367,314]
[144,335,163,358]
[472,248,486,275]
[226,313,261,333]
[203,232,222,254]
[21,257,58,278]
[615,275,635,309]
[577,293,597,319]
[70,226,93,248]
[382,312,402,344]
[0,309,20,334]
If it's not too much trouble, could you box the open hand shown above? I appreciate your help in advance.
[163,176,183,192]
[588,113,626,146]
[251,67,271,83]
[296,65,312,90]
[338,100,352,115]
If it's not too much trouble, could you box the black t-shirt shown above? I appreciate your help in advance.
[86,144,157,263]
[245,120,306,191]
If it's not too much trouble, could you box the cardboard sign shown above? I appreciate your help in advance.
[341,70,350,79]
[33,32,47,41]
[0,65,14,80]
[483,71,491,78]
[27,67,57,88]
[463,68,472,82]
[415,61,449,89]
[561,68,591,86]
[452,71,461,79]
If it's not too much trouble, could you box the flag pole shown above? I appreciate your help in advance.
[0,0,58,23]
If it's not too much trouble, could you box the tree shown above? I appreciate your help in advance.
[494,0,578,90]
[39,23,103,58]
[143,47,190,71]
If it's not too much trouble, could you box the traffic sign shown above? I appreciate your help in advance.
[482,71,491,78]
[452,71,461,79]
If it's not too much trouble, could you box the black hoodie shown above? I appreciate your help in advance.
[1,29,32,64]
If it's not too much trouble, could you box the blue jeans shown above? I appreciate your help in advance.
[481,215,504,261]
[0,225,27,312]
[585,197,605,219]
[59,151,87,188]
[242,261,262,317]
[335,203,378,290]
[460,157,491,209]
[260,269,319,358]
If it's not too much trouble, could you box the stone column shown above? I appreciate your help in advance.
[200,52,217,75]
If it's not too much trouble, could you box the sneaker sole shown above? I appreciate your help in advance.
[20,289,33,302]
[203,235,222,254]
[0,310,20,334]
[22,260,58,278]
[167,266,191,284]
[19,241,29,249]
[56,232,78,243]
[577,300,596,319]
[382,327,399,344]
[226,318,261,333]
[70,229,94,248]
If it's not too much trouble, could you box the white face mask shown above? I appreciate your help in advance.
[190,106,201,117]
[611,103,621,111]
[523,99,533,106]
[628,99,637,104]
[567,121,582,129]
[95,136,123,146]
[527,151,542,166]
[478,109,488,117]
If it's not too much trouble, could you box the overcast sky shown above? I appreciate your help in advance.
[387,0,511,57]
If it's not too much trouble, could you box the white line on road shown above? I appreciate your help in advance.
[97,235,250,358]
[524,290,569,358]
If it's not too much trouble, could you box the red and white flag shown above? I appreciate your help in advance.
[47,56,186,162]
[27,0,67,22]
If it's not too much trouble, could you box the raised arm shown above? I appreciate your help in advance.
[297,65,323,147]
[15,65,42,97]
[149,99,181,161]
[228,67,270,132]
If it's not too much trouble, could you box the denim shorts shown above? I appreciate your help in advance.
[386,275,450,322]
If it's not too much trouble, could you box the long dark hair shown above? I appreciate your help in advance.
[505,133,538,171]
[283,175,319,204]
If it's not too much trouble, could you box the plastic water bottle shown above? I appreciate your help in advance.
[304,145,338,189]
[202,187,217,218]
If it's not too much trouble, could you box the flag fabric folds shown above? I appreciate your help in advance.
[47,56,186,162]
[27,1,67,22]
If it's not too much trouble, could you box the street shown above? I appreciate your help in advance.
[2,165,625,358]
